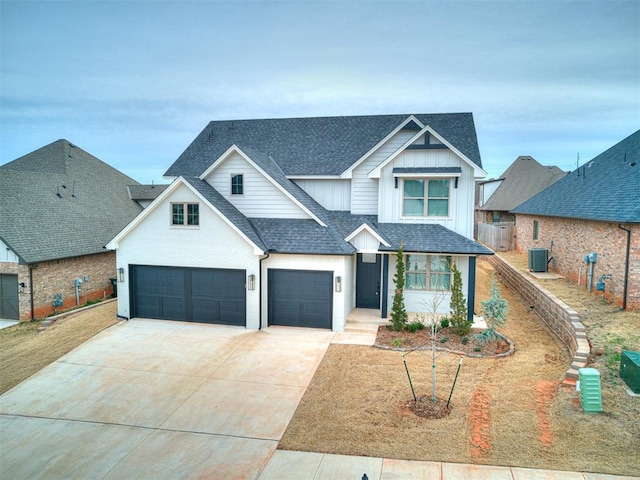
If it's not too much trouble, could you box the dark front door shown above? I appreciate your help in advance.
[356,253,381,308]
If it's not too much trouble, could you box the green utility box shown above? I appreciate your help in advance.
[620,350,640,394]
[579,368,603,413]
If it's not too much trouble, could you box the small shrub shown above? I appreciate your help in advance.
[390,244,408,332]
[439,317,450,328]
[461,336,469,345]
[474,346,482,352]
[406,321,424,333]
[439,336,449,343]
[391,338,405,348]
[449,260,470,336]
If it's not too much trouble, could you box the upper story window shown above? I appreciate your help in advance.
[231,174,244,195]
[405,255,452,291]
[172,203,199,226]
[403,179,450,217]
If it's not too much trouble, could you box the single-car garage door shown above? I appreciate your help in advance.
[268,269,333,329]
[130,265,246,326]
[0,274,19,320]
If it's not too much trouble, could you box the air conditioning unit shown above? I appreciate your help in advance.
[528,248,548,272]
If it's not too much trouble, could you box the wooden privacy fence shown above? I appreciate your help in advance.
[476,222,516,251]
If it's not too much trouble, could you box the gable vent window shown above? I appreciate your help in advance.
[403,179,450,217]
[231,174,244,195]
[172,203,199,226]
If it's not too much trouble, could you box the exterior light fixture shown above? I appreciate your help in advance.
[117,268,125,283]
[18,282,26,294]
[335,276,342,292]
[248,274,255,290]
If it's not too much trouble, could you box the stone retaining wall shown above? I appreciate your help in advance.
[486,254,589,383]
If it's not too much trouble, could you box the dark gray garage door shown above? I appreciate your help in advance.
[268,269,332,329]
[130,265,246,326]
[0,274,19,320]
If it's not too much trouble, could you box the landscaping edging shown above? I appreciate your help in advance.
[487,254,589,383]
[39,298,117,330]
[374,333,515,358]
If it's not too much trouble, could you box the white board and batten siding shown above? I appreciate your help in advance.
[292,179,351,211]
[115,183,261,328]
[378,149,477,238]
[351,130,417,215]
[348,229,381,252]
[203,152,311,219]
[261,253,352,332]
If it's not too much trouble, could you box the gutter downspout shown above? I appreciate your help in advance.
[29,264,36,321]
[618,224,631,310]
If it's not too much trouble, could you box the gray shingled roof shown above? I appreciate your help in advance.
[377,223,493,255]
[0,140,143,264]
[127,184,169,201]
[327,211,492,255]
[165,113,482,178]
[248,218,356,255]
[512,130,640,222]
[479,156,567,212]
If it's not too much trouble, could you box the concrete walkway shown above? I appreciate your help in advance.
[0,319,637,479]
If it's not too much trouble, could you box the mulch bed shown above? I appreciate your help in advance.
[375,325,512,357]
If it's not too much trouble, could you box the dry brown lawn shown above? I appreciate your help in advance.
[0,300,120,395]
[280,255,640,476]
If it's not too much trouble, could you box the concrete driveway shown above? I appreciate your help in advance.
[0,319,334,479]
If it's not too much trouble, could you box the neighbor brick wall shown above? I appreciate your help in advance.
[487,254,589,383]
[0,252,117,321]
[515,215,640,310]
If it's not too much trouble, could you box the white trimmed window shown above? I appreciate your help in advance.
[231,174,244,195]
[403,179,450,217]
[405,255,451,291]
[171,203,199,226]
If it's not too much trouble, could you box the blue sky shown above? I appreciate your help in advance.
[1,0,638,183]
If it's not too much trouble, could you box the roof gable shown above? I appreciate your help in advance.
[199,144,326,226]
[107,176,266,254]
[512,130,640,222]
[0,140,143,263]
[367,124,486,179]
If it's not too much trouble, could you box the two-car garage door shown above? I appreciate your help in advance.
[131,265,246,326]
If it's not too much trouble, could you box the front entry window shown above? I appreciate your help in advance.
[405,254,451,291]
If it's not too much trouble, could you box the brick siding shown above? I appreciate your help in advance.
[515,214,640,310]
[0,252,116,321]
[487,254,589,383]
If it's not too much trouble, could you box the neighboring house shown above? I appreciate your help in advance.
[106,114,493,331]
[476,156,566,225]
[512,130,640,310]
[0,140,144,320]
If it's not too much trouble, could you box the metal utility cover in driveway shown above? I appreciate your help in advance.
[268,269,333,329]
[130,265,246,326]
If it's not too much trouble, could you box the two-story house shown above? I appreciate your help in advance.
[106,114,492,331]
